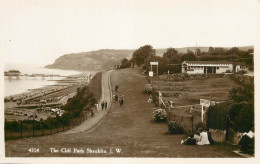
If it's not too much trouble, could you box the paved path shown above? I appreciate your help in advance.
[63,70,112,134]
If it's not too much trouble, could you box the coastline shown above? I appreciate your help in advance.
[4,71,96,121]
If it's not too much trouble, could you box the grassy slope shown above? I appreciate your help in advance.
[5,68,240,157]
[88,72,102,102]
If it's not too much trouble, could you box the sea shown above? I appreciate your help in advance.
[4,63,84,97]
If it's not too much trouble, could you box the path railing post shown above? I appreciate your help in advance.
[50,120,52,135]
[32,118,35,137]
[41,121,44,136]
[20,120,23,138]
[5,119,7,139]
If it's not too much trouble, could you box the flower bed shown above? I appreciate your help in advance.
[162,92,182,99]
[160,73,208,81]
[153,108,167,122]
[153,86,193,92]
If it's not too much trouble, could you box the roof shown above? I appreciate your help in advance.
[183,61,233,64]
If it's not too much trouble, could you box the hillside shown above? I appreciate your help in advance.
[45,46,253,71]
[45,49,135,71]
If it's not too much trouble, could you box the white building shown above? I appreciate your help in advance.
[182,61,245,74]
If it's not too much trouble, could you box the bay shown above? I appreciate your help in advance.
[4,63,85,97]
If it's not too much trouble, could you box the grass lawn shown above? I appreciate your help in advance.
[152,74,240,132]
[5,68,241,157]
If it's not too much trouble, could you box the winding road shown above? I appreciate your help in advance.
[64,70,113,134]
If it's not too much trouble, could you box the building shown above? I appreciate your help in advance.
[234,62,246,72]
[182,61,246,74]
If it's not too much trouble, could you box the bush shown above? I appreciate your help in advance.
[144,84,152,94]
[206,102,231,130]
[153,108,167,122]
[195,122,206,131]
[235,103,254,132]
[168,120,185,134]
[237,70,247,74]
[238,135,254,155]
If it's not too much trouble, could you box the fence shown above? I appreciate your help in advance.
[225,115,243,145]
[5,110,93,140]
[166,108,202,133]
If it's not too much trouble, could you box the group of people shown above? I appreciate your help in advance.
[181,128,214,145]
[101,101,108,110]
[113,94,124,107]
[113,85,125,107]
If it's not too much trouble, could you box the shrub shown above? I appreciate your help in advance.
[237,70,247,74]
[195,122,206,131]
[235,103,254,132]
[238,135,254,155]
[153,108,167,122]
[206,102,231,130]
[168,120,185,134]
[144,84,152,94]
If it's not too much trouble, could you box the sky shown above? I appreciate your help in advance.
[0,0,259,66]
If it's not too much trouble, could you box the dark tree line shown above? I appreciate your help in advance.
[120,45,253,74]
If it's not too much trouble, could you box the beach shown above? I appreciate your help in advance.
[4,71,94,121]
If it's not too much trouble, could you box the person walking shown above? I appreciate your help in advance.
[112,95,116,103]
[101,101,105,110]
[104,101,107,109]
[115,95,118,103]
[115,85,119,92]
[120,98,124,107]
[95,103,99,111]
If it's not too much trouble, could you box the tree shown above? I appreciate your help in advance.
[120,58,131,68]
[162,48,178,58]
[162,48,181,64]
[181,49,197,62]
[206,102,231,130]
[208,47,215,54]
[132,45,156,66]
[227,47,239,55]
[229,87,253,103]
[235,103,254,132]
[195,48,201,56]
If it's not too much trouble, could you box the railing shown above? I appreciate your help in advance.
[166,108,202,133]
[5,110,94,140]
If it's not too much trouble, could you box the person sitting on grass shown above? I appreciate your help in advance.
[194,131,200,142]
[181,134,197,145]
[197,129,210,145]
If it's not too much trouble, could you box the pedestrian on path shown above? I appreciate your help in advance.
[91,108,94,117]
[113,95,116,103]
[101,101,105,110]
[95,103,99,111]
[120,98,124,107]
[105,101,107,109]
[115,85,119,92]
[115,95,118,103]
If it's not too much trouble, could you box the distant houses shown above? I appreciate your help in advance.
[182,61,246,74]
